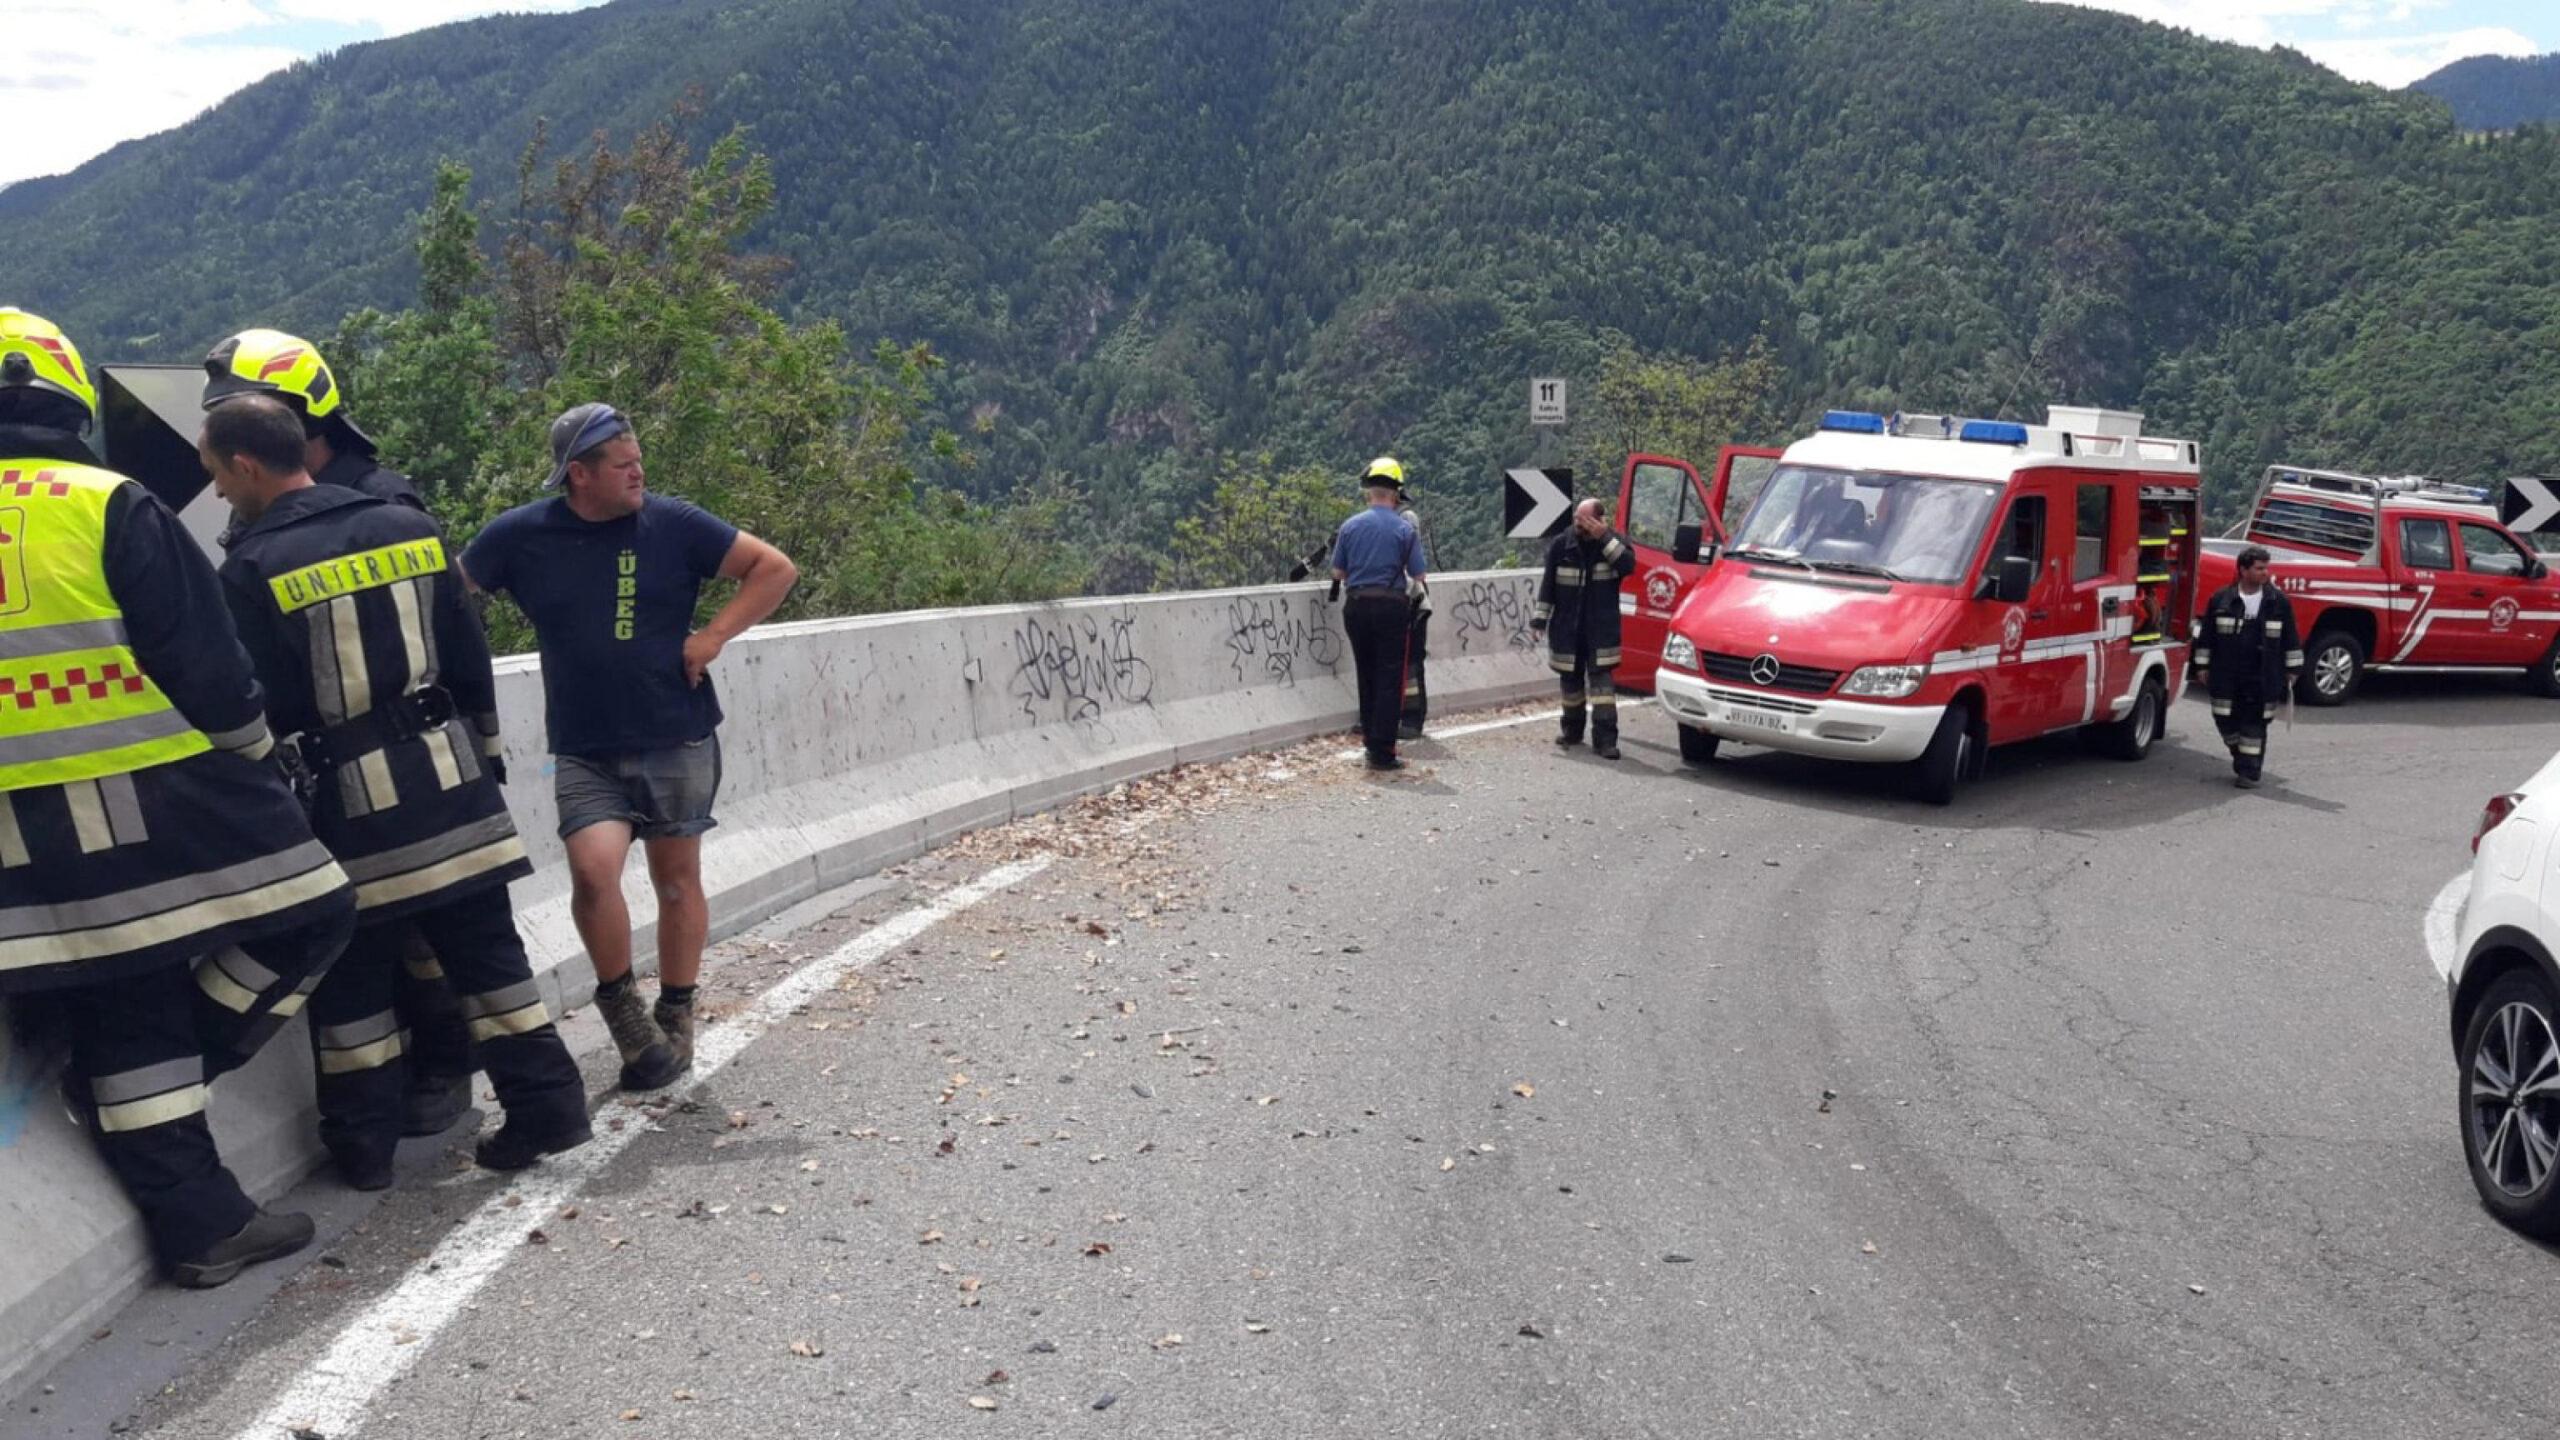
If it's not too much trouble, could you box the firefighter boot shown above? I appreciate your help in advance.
[594,978,682,1092]
[475,1095,595,1173]
[172,1208,316,1290]
[1557,682,1587,749]
[396,935,476,1136]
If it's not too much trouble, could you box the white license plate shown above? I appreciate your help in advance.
[1720,706,1789,734]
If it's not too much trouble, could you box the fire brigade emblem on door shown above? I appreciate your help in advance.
[1749,653,1783,686]
[2491,597,2521,632]
[1644,567,1680,612]
[0,507,26,618]
[2001,606,2027,652]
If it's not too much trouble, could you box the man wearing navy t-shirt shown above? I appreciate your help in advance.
[462,404,797,1091]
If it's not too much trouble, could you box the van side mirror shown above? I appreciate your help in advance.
[1672,523,1704,566]
[1983,555,2034,604]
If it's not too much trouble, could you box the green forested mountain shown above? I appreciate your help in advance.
[2416,54,2560,132]
[8,0,2560,563]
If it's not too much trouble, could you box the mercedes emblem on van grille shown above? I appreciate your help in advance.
[1749,654,1783,686]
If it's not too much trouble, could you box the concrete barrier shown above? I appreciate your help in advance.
[0,570,1548,1403]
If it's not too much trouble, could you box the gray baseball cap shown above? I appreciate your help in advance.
[545,401,631,489]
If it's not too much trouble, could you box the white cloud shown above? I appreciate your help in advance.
[2,2,601,189]
[2298,25,2543,86]
[2035,2,2542,84]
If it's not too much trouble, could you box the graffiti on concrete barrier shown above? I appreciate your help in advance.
[1451,579,1539,654]
[1222,595,1343,686]
[1009,610,1157,727]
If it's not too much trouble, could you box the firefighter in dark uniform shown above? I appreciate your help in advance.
[1396,488,1435,740]
[2192,544,2302,789]
[202,328,481,1138]
[0,309,356,1286]
[201,394,590,1186]
[1532,498,1638,760]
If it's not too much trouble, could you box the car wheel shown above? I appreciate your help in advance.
[1677,724,1719,767]
[2298,629,2364,707]
[2529,637,2560,698]
[1909,704,1972,807]
[2099,672,2165,761]
[2460,968,2560,1238]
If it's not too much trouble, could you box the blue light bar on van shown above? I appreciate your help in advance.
[1821,410,1886,435]
[1960,421,2030,446]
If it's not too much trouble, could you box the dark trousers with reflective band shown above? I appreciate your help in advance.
[1400,610,1430,735]
[2212,685,2274,781]
[63,907,353,1265]
[1558,646,1619,749]
[1345,592,1411,760]
[311,895,585,1170]
[393,926,474,1086]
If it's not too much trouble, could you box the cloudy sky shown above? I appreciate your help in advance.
[6,0,2557,189]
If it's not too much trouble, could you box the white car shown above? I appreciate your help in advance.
[2453,749,2560,1236]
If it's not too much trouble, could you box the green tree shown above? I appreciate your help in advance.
[1162,456,1347,591]
[330,117,1086,652]
[1582,335,1784,480]
[329,161,506,503]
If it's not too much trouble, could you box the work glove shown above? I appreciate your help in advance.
[489,756,510,788]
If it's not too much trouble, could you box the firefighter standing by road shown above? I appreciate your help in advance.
[1396,485,1435,740]
[1533,498,1638,760]
[201,328,481,1138]
[0,309,356,1286]
[1329,457,1428,771]
[202,394,590,1185]
[1294,474,1435,739]
[2192,544,2303,789]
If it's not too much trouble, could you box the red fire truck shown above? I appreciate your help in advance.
[1649,407,2203,804]
[2195,466,2560,705]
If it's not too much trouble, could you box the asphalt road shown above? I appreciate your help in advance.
[15,673,2559,1440]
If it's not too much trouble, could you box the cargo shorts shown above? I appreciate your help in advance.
[553,734,722,841]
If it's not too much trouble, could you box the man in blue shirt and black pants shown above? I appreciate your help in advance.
[1331,457,1427,771]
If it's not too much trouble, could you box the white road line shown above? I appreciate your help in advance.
[234,856,1053,1440]
[1334,699,1655,760]
[2424,869,2471,982]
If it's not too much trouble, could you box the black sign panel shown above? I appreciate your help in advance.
[1504,467,1573,540]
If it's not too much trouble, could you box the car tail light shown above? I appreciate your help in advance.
[2475,792,2527,854]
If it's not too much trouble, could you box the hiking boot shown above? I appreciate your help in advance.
[475,1111,595,1173]
[653,998,697,1075]
[595,981,681,1092]
[172,1208,314,1289]
[402,1072,473,1137]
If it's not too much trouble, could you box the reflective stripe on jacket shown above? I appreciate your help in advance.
[220,485,528,919]
[0,460,212,789]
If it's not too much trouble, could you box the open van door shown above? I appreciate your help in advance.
[1710,444,1785,535]
[1602,444,1766,693]
[1614,446,1785,693]
[1614,453,1707,694]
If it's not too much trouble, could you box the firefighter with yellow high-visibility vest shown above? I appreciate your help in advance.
[202,328,482,1137]
[200,392,590,1186]
[0,308,357,1287]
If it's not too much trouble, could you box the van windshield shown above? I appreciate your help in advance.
[1727,465,2001,587]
